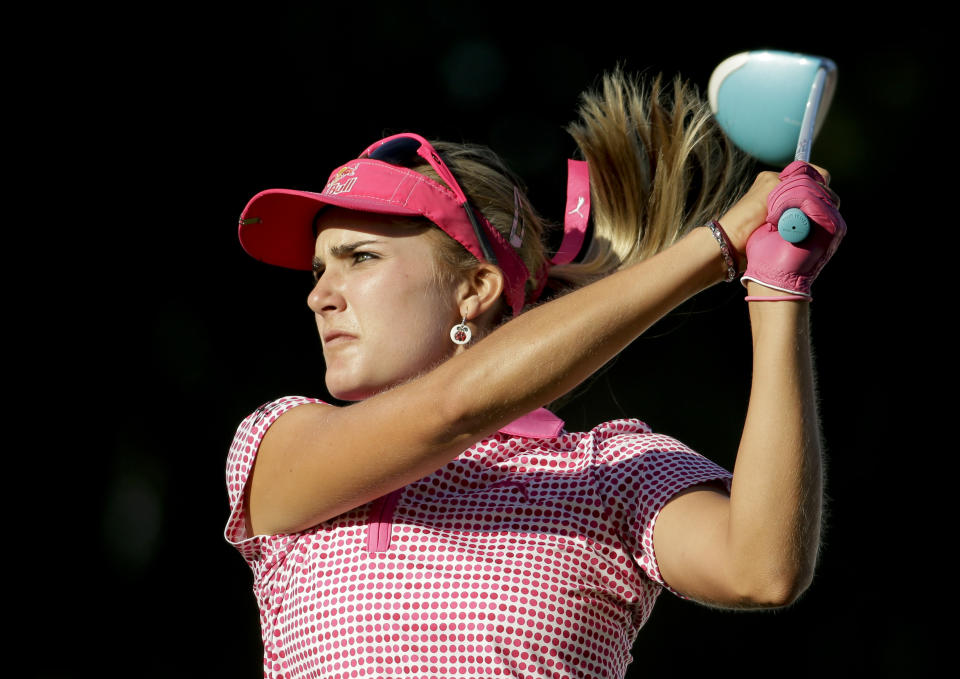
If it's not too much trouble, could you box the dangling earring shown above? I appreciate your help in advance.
[450,317,471,345]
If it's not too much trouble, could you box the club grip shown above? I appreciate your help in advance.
[777,208,811,243]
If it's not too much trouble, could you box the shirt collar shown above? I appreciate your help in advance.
[497,407,564,439]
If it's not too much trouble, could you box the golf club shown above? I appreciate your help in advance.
[709,50,837,242]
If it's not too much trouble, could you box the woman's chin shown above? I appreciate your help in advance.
[326,385,370,402]
[325,377,378,402]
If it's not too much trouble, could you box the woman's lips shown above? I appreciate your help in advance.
[323,331,357,347]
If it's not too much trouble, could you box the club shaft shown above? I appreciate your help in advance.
[795,66,828,162]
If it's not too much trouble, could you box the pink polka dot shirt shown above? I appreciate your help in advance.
[225,396,733,678]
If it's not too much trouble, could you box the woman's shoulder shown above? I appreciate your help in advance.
[228,396,330,460]
[501,415,658,452]
[566,417,705,465]
[586,417,654,437]
[252,394,330,417]
[557,417,655,447]
[235,395,329,428]
[225,396,332,550]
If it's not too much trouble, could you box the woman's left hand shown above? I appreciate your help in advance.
[741,161,846,296]
[715,161,839,272]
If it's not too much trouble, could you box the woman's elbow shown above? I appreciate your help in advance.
[738,564,816,609]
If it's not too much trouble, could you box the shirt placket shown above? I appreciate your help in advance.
[366,488,403,553]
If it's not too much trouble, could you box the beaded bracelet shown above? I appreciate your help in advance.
[706,220,737,283]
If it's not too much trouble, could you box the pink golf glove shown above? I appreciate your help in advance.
[741,161,846,297]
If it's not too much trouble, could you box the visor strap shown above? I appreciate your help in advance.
[551,159,590,266]
[529,159,591,305]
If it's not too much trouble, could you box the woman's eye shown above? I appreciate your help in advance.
[353,252,376,264]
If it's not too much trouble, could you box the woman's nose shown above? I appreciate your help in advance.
[307,272,346,315]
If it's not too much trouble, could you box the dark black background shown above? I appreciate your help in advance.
[26,4,944,677]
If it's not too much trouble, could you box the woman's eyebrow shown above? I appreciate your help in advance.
[313,240,381,267]
[329,239,380,257]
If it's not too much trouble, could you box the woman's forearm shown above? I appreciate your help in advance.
[725,284,823,600]
[441,226,727,439]
[433,170,781,442]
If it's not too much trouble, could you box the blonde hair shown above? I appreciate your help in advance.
[554,68,750,287]
[410,67,751,307]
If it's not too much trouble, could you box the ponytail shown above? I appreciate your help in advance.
[550,68,751,289]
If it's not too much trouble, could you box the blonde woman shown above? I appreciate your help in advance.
[225,70,845,679]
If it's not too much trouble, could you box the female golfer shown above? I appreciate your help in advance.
[225,71,845,679]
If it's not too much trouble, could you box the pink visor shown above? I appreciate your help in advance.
[238,134,532,316]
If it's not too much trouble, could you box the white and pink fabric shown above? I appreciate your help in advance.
[225,396,732,679]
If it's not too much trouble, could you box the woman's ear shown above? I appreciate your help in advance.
[457,262,505,322]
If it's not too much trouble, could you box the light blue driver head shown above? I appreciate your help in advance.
[709,51,837,166]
